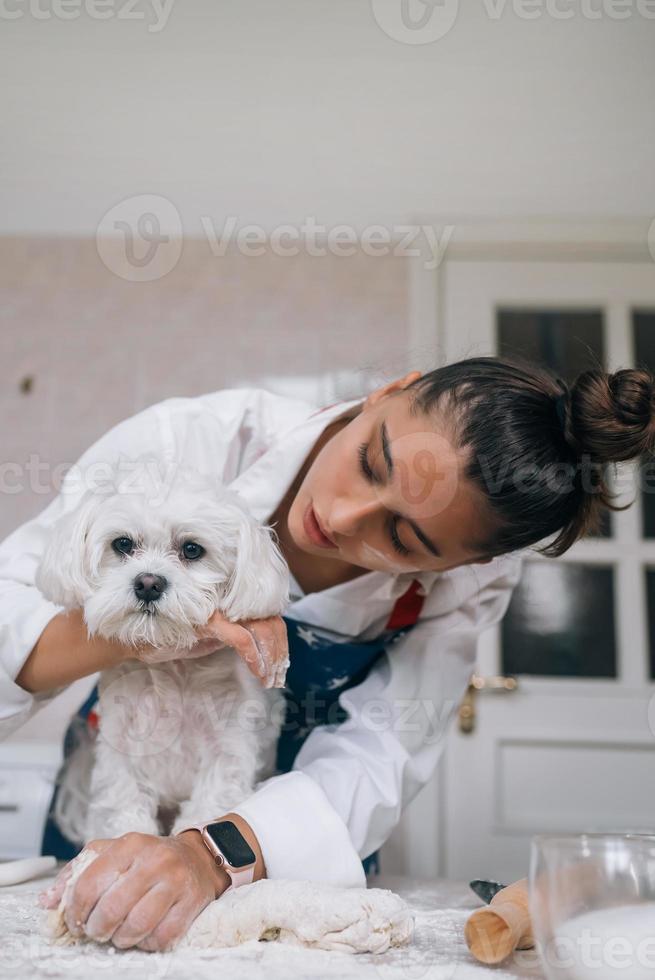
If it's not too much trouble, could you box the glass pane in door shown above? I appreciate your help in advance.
[497,308,610,538]
[632,310,655,539]
[644,568,655,681]
[497,308,605,384]
[501,561,617,678]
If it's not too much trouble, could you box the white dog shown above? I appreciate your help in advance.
[35,457,290,844]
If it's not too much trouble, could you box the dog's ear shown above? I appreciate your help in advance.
[221,505,290,622]
[35,491,105,608]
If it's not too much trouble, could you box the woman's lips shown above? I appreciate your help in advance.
[303,503,338,550]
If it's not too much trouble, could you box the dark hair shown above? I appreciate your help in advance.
[403,355,655,559]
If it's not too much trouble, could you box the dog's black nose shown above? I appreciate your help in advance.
[133,573,168,604]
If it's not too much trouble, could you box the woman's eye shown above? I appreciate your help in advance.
[357,442,380,484]
[182,541,205,561]
[389,517,411,557]
[111,536,135,556]
[359,443,410,556]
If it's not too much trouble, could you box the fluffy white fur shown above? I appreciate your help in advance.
[35,457,290,844]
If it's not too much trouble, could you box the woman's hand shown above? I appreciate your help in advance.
[129,612,289,688]
[130,635,228,666]
[38,831,229,952]
[193,610,290,688]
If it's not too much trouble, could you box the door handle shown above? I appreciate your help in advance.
[458,674,519,735]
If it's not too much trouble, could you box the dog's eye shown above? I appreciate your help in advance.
[181,541,205,561]
[112,536,135,556]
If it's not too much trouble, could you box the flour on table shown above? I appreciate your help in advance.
[47,847,413,954]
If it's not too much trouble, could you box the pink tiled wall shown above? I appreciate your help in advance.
[0,238,410,536]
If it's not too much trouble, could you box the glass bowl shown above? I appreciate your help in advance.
[529,833,655,980]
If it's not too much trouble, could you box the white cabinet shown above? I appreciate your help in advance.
[0,743,61,859]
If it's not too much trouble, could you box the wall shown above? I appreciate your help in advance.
[0,239,411,536]
[1,0,654,235]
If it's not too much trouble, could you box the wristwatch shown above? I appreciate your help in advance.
[175,818,257,890]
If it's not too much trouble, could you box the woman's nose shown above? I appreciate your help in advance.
[328,495,381,537]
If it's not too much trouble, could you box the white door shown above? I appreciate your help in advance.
[435,255,655,883]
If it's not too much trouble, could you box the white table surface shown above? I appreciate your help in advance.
[0,866,545,980]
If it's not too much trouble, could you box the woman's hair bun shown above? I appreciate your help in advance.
[568,367,655,464]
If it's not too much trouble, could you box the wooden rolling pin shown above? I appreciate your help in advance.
[465,878,534,965]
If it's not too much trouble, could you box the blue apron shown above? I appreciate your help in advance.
[41,615,418,874]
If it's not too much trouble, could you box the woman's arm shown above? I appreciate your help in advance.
[15,610,127,693]
[39,812,265,952]
[15,607,289,694]
[231,553,524,880]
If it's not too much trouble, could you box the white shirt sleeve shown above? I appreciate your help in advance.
[233,553,523,886]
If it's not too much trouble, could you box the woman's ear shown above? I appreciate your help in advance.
[365,371,423,409]
[221,505,290,622]
[401,370,423,388]
[35,492,103,608]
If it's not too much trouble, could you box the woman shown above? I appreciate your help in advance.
[1,355,647,951]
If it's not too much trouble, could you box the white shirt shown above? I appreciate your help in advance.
[0,386,523,886]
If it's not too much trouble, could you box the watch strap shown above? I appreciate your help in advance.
[176,820,256,890]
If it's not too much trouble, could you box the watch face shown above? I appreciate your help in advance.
[205,820,256,868]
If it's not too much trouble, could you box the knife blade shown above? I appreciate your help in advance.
[469,879,507,904]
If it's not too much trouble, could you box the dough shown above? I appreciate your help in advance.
[47,847,413,954]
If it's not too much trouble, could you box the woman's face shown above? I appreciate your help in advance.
[287,374,495,575]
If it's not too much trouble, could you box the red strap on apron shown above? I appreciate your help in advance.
[384,578,425,630]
